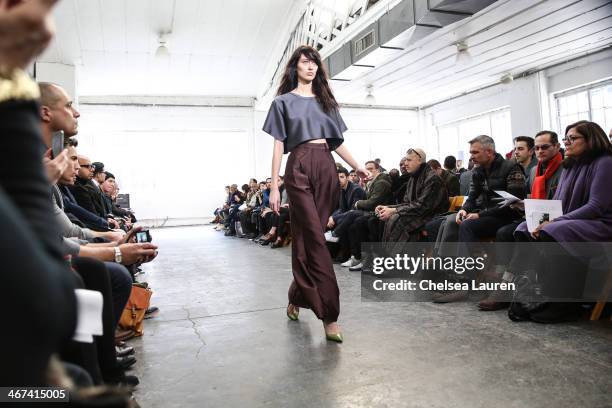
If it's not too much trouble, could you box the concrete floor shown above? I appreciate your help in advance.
[131,226,611,408]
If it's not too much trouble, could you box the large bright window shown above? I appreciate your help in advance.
[436,108,513,163]
[555,81,612,134]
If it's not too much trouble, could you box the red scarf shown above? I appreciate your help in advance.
[531,152,562,199]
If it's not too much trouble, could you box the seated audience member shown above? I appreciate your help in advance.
[513,135,537,175]
[390,157,411,204]
[238,178,259,237]
[454,159,467,177]
[38,82,120,231]
[325,167,366,261]
[213,186,230,224]
[328,167,366,231]
[443,155,457,176]
[260,178,291,247]
[459,158,475,196]
[0,4,78,384]
[100,171,136,224]
[71,154,110,218]
[428,159,460,197]
[374,158,386,172]
[348,169,365,188]
[91,161,106,187]
[328,160,392,267]
[479,130,564,311]
[246,181,267,238]
[223,184,244,235]
[507,120,612,323]
[326,160,391,243]
[433,135,526,303]
[381,149,449,242]
[345,149,448,271]
[252,179,272,240]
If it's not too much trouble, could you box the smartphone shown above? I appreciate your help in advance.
[51,130,64,158]
[135,230,152,243]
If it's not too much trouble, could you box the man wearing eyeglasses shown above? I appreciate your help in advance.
[71,155,114,219]
[479,130,563,311]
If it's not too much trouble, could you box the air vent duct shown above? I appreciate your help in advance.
[324,0,499,82]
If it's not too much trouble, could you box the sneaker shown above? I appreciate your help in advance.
[324,231,339,243]
[341,256,359,268]
[348,262,363,271]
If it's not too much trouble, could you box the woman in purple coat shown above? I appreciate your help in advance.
[529,120,612,242]
[510,120,612,322]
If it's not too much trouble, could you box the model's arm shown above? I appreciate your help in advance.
[269,139,284,214]
[334,144,370,180]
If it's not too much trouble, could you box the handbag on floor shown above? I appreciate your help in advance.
[119,284,152,336]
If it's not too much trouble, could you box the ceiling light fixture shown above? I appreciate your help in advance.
[455,41,472,66]
[155,32,170,59]
[364,84,376,105]
[500,73,514,84]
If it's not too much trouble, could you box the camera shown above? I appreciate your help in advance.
[135,230,152,243]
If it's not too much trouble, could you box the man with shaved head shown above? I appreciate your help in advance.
[38,83,120,230]
[39,82,80,145]
[70,154,111,218]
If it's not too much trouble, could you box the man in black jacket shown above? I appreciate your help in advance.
[433,135,526,302]
[71,155,109,218]
[327,167,365,230]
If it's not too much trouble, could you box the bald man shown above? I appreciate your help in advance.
[39,82,80,146]
[69,154,110,218]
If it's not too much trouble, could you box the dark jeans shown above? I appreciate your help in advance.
[104,262,133,325]
[494,219,522,266]
[334,209,366,243]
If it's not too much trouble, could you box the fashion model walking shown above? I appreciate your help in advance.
[263,45,369,342]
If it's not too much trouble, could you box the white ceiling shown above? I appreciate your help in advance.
[331,0,612,107]
[40,0,300,96]
[40,0,612,106]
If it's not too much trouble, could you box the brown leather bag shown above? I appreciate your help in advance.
[119,284,152,337]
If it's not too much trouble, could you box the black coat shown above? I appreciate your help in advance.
[0,100,77,385]
[70,178,108,217]
[463,153,526,219]
[383,164,449,243]
[332,181,366,221]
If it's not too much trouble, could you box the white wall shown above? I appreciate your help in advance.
[77,105,257,225]
[423,48,612,161]
[76,104,417,225]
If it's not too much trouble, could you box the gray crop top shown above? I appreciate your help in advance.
[262,92,347,154]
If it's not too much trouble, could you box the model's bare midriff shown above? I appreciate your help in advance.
[307,138,327,144]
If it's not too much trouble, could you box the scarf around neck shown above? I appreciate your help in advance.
[531,152,562,199]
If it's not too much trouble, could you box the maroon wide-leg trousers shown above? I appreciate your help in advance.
[284,143,340,322]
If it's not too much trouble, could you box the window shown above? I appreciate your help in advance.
[436,108,513,164]
[555,81,612,134]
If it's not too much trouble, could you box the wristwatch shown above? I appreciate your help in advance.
[0,68,40,102]
[114,247,122,263]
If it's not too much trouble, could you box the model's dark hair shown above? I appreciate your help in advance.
[563,120,612,168]
[514,135,535,150]
[277,45,339,114]
[535,130,558,145]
